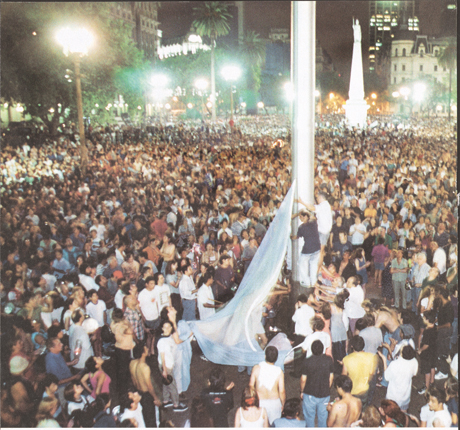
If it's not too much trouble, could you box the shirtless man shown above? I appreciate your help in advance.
[249,346,286,425]
[130,346,162,427]
[327,375,362,427]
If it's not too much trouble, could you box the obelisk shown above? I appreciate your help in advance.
[344,19,369,128]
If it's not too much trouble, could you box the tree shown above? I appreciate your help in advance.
[193,1,232,122]
[239,30,266,92]
[1,2,149,133]
[438,37,457,121]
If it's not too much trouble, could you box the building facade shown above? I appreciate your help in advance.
[110,2,160,61]
[369,1,419,72]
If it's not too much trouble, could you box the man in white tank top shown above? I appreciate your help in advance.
[249,346,286,425]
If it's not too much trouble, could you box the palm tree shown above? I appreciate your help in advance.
[239,30,266,92]
[438,37,457,121]
[193,2,232,122]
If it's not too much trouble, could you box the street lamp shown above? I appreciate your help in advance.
[221,65,241,126]
[56,27,94,175]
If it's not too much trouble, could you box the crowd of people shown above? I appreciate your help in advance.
[0,113,458,427]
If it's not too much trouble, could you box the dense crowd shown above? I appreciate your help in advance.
[0,113,457,428]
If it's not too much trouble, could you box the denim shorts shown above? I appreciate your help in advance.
[374,262,385,270]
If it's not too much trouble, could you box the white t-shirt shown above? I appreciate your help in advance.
[86,300,107,327]
[157,336,177,370]
[78,274,100,292]
[292,304,315,337]
[120,403,145,428]
[384,357,418,407]
[433,248,447,274]
[427,408,452,427]
[300,331,332,358]
[344,286,366,319]
[315,200,333,235]
[197,284,215,320]
[138,288,159,321]
[153,284,171,314]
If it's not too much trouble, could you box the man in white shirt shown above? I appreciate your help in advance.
[431,241,447,280]
[378,345,418,412]
[197,272,220,320]
[78,263,99,292]
[291,293,316,377]
[138,276,161,330]
[426,387,452,427]
[179,263,198,321]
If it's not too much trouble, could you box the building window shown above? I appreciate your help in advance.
[420,65,423,71]
[443,67,447,71]
[402,65,406,71]
[394,64,397,71]
[395,48,398,57]
[394,77,397,84]
[434,49,439,56]
[434,65,438,71]
[402,48,406,57]
[402,77,405,82]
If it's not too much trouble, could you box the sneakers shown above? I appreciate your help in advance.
[173,402,188,412]
[434,371,448,380]
[163,401,173,408]
[418,386,427,395]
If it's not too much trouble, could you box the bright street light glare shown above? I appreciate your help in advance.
[413,83,426,101]
[392,91,400,98]
[151,74,169,88]
[241,102,246,108]
[187,103,193,109]
[314,90,320,97]
[399,87,410,97]
[257,101,264,109]
[56,27,94,55]
[221,65,242,82]
[329,93,334,100]
[165,103,171,109]
[371,93,377,99]
[206,102,212,108]
[195,78,208,91]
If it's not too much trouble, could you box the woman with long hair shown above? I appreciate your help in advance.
[234,386,269,428]
[80,356,111,400]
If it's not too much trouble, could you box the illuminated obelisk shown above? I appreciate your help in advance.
[344,19,369,128]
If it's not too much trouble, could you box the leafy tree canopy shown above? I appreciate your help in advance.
[1,2,150,131]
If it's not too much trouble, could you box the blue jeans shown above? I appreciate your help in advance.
[302,394,329,428]
[182,299,196,321]
[299,250,321,287]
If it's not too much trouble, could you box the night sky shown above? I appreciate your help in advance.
[158,1,445,77]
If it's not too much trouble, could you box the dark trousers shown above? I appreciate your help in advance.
[332,340,347,374]
[140,391,158,427]
[292,334,306,376]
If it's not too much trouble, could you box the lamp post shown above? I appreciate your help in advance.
[221,65,241,128]
[57,27,94,176]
